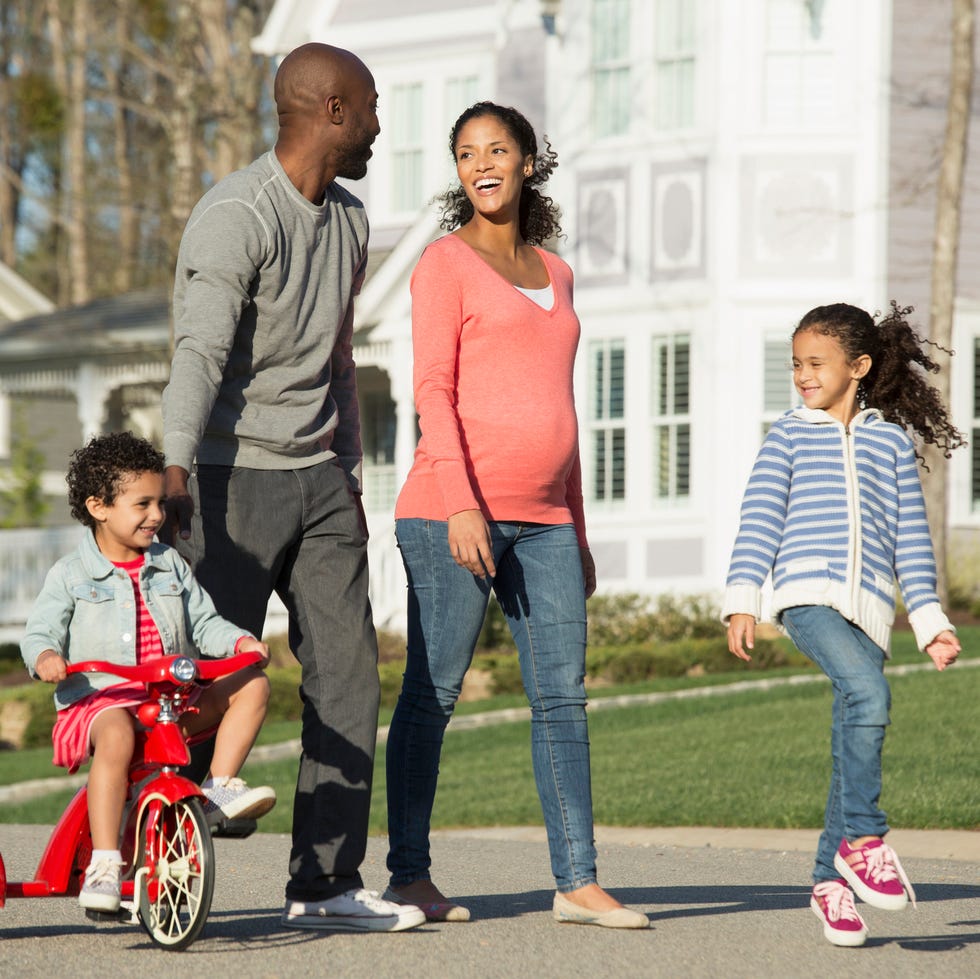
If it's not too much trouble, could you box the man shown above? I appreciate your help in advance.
[161,43,423,933]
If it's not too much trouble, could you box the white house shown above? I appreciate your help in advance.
[5,0,978,640]
[253,0,980,626]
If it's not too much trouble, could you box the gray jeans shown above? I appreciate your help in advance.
[178,460,380,901]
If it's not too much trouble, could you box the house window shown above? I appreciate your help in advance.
[590,339,626,501]
[591,0,631,138]
[762,336,795,435]
[445,75,480,126]
[652,334,690,500]
[443,75,480,182]
[391,82,424,212]
[655,0,696,129]
[763,0,835,127]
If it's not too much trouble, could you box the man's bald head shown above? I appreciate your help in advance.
[272,43,379,197]
[274,43,370,119]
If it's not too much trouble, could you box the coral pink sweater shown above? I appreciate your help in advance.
[395,234,587,546]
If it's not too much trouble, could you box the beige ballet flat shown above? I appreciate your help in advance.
[552,891,650,929]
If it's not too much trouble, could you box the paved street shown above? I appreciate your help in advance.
[2,824,979,977]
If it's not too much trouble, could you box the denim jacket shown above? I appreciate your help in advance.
[20,531,250,710]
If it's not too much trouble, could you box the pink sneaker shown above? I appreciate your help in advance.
[834,838,916,910]
[810,879,868,947]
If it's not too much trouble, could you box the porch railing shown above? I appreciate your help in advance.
[0,515,406,645]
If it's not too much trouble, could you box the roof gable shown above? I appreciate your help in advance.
[0,263,54,323]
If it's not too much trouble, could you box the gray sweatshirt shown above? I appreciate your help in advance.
[162,150,368,489]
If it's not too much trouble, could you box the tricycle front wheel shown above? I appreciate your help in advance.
[136,796,214,950]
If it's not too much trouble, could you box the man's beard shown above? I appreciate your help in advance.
[336,135,372,181]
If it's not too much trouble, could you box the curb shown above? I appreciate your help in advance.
[433,825,980,862]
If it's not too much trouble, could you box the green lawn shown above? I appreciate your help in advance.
[3,644,976,833]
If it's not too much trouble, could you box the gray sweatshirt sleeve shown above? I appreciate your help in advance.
[162,199,271,472]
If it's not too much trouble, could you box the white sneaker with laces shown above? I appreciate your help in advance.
[282,888,426,931]
[79,857,124,912]
[202,776,276,825]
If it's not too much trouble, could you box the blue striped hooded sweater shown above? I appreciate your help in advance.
[722,407,953,655]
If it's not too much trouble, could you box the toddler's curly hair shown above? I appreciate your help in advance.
[67,431,165,528]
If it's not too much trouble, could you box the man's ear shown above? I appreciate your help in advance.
[326,94,344,124]
[86,496,107,523]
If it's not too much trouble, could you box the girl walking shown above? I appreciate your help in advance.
[723,302,963,947]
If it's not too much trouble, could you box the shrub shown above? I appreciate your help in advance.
[479,653,524,696]
[265,665,304,722]
[379,660,406,707]
[265,628,406,668]
[0,642,21,663]
[586,592,725,647]
[477,596,511,651]
[587,636,807,684]
[10,683,58,749]
[377,629,407,663]
[0,642,26,678]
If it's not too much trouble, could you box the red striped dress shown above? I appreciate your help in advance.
[51,556,168,772]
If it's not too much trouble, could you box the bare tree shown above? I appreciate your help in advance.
[0,3,27,267]
[0,0,275,302]
[924,0,975,604]
[45,0,92,306]
[0,2,56,273]
[199,0,270,179]
[106,0,138,293]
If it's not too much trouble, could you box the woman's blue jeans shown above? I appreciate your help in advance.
[781,606,892,883]
[386,519,597,893]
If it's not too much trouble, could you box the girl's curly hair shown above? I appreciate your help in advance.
[795,301,966,464]
[435,101,562,245]
[67,431,165,528]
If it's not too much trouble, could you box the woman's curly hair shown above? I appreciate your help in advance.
[795,302,966,464]
[67,431,165,528]
[435,101,562,245]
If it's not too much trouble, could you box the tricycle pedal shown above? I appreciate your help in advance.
[210,817,257,839]
[85,902,137,924]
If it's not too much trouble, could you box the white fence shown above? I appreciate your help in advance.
[0,518,407,645]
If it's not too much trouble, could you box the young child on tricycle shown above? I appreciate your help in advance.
[20,431,276,915]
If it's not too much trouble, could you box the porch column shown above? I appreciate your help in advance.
[75,363,110,442]
[390,330,417,488]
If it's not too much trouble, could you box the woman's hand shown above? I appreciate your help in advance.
[580,547,596,599]
[727,613,756,662]
[448,509,495,578]
[925,630,960,671]
[35,649,68,683]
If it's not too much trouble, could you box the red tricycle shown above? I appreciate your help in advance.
[0,651,261,951]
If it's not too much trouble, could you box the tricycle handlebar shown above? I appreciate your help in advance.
[65,651,262,685]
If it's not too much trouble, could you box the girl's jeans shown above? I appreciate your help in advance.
[386,519,598,893]
[781,605,892,883]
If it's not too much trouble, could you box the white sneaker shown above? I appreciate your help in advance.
[79,857,124,912]
[202,776,276,825]
[282,888,426,931]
